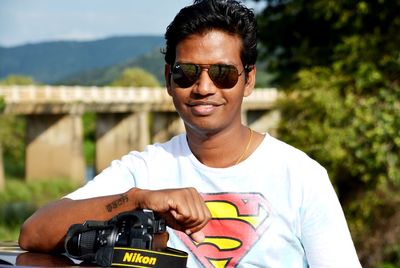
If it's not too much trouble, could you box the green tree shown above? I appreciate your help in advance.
[110,67,160,87]
[257,0,400,88]
[257,0,400,267]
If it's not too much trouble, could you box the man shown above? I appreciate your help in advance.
[19,0,361,267]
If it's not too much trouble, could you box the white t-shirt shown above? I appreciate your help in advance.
[66,133,362,268]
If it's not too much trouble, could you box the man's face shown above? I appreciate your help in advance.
[165,30,255,135]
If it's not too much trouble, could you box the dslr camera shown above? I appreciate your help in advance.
[64,209,187,267]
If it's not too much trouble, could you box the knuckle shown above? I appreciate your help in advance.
[186,187,198,194]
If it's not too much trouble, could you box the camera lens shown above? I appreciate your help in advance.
[79,231,98,256]
[65,230,97,257]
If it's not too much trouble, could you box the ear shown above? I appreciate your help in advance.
[165,64,172,96]
[243,65,256,97]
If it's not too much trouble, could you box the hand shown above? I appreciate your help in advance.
[132,187,211,243]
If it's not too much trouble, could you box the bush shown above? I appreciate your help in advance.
[277,67,400,267]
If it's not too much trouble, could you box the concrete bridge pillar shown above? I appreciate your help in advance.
[151,112,185,143]
[95,112,150,174]
[25,114,85,183]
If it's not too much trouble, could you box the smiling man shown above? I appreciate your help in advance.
[19,0,361,267]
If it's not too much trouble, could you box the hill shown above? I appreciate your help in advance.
[0,36,164,84]
[59,48,166,86]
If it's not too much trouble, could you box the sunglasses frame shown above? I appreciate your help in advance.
[170,63,252,89]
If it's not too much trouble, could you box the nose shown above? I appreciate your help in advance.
[192,69,217,95]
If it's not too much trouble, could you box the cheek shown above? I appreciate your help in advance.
[229,82,247,100]
[170,90,187,108]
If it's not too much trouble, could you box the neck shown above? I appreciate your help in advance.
[186,125,254,168]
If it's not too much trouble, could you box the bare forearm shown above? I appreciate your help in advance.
[19,189,140,253]
[19,186,210,253]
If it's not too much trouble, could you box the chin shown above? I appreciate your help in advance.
[184,120,222,135]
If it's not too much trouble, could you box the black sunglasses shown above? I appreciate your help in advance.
[170,63,251,89]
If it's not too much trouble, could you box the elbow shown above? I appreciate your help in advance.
[18,221,32,251]
[18,212,67,253]
[18,218,54,253]
[18,220,38,252]
[19,222,64,254]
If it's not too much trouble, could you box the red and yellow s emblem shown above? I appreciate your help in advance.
[175,192,271,267]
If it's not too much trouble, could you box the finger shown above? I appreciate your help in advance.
[183,189,210,229]
[188,230,205,243]
[192,190,211,222]
[167,188,199,224]
[180,188,203,224]
[184,217,209,236]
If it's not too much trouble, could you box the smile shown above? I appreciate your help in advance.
[187,101,222,116]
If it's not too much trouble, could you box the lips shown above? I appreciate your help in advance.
[187,100,222,116]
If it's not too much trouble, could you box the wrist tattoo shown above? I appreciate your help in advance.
[106,194,128,212]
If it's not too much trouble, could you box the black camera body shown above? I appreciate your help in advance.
[65,209,166,266]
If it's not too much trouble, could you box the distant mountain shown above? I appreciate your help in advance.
[59,48,166,86]
[0,35,164,84]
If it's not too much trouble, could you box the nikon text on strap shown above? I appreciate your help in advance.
[105,246,188,267]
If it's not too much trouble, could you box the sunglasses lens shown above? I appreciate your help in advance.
[209,65,239,88]
[171,63,241,88]
[172,64,199,88]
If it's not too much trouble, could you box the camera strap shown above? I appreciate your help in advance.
[110,246,188,268]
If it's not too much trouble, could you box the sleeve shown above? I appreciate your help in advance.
[299,165,362,268]
[65,151,146,200]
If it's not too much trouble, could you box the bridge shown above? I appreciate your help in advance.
[0,85,280,185]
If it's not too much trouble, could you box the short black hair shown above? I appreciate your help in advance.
[163,0,257,67]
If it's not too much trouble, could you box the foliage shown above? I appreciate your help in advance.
[0,115,26,178]
[0,75,36,85]
[110,67,160,87]
[257,0,400,87]
[0,75,35,177]
[278,69,400,191]
[0,97,5,112]
[0,178,79,241]
[126,49,166,86]
[257,0,400,267]
[82,113,96,167]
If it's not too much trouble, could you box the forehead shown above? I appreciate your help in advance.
[175,30,242,65]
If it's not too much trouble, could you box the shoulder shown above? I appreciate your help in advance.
[263,134,325,173]
[115,133,187,171]
[138,133,187,159]
[259,134,330,200]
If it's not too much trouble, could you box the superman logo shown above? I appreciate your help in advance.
[175,192,271,267]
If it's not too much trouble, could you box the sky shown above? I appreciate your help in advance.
[0,0,267,48]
